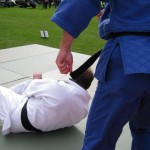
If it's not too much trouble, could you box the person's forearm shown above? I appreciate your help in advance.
[60,31,74,52]
[55,31,74,74]
[10,80,31,95]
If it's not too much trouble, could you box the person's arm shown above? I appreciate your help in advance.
[97,9,104,20]
[10,72,42,94]
[56,31,74,74]
[51,0,108,74]
[10,80,31,95]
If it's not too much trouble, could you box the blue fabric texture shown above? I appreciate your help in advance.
[51,0,101,38]
[95,35,150,81]
[51,0,150,76]
[83,45,150,150]
[99,1,150,39]
[51,0,150,149]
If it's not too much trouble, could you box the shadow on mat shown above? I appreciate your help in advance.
[0,126,84,150]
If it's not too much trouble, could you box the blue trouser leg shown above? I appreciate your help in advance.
[82,45,150,150]
[130,123,150,150]
[129,94,150,150]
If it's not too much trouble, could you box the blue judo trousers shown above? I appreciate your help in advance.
[82,41,150,150]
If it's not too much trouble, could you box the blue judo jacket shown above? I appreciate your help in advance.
[51,0,150,81]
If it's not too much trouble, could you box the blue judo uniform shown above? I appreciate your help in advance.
[51,0,150,149]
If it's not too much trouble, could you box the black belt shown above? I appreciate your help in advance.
[70,32,150,79]
[70,49,102,79]
[21,100,42,132]
[109,32,150,38]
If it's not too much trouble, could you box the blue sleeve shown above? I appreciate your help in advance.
[51,0,103,38]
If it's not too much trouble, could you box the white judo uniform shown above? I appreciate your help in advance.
[0,78,90,135]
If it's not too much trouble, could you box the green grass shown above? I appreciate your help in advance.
[0,5,105,55]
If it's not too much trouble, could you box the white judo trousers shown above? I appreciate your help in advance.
[0,78,90,135]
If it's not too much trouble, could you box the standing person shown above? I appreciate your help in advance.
[42,0,48,9]
[51,0,150,150]
[48,0,52,8]
[0,69,94,135]
[44,0,48,8]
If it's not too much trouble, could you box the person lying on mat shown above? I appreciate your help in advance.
[0,69,94,135]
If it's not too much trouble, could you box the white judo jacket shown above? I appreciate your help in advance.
[0,78,91,135]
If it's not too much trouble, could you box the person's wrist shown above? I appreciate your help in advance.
[60,31,74,51]
[60,46,71,52]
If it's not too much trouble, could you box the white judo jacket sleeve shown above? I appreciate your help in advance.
[10,80,32,95]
